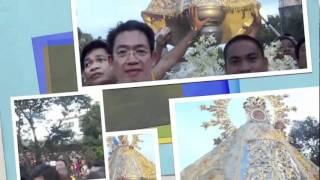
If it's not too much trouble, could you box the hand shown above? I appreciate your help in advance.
[155,27,172,52]
[188,5,210,32]
[243,12,262,38]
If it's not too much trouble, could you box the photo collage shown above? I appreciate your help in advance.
[1,0,319,179]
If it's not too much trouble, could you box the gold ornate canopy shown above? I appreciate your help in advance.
[141,0,260,44]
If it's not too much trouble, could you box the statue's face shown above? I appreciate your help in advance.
[251,109,266,122]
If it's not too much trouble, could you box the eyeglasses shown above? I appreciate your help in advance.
[115,47,150,58]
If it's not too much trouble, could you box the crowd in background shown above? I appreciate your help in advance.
[20,150,105,180]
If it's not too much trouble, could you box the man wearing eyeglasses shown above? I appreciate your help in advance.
[106,20,156,83]
[106,6,208,83]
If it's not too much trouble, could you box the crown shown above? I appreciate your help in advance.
[243,97,266,113]
[243,97,269,122]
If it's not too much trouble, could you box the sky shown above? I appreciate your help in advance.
[172,87,319,171]
[15,93,101,142]
[76,0,280,39]
[107,133,157,164]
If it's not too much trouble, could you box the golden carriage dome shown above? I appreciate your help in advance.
[141,0,261,45]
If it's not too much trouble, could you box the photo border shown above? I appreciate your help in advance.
[169,86,319,180]
[0,123,6,179]
[10,90,108,180]
[71,0,312,91]
[104,128,162,180]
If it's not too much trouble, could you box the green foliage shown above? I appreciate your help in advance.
[81,103,104,161]
[78,27,94,52]
[289,117,319,166]
[284,10,304,40]
[44,122,75,153]
[82,103,102,140]
[256,15,281,44]
[256,9,305,44]
[95,146,105,160]
[14,95,92,162]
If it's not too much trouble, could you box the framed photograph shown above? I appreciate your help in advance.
[11,91,107,180]
[169,87,319,179]
[105,128,162,180]
[71,0,312,90]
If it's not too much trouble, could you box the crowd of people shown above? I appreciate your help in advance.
[19,150,105,180]
[80,6,307,86]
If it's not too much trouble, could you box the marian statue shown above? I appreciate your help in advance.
[107,135,156,179]
[181,96,319,180]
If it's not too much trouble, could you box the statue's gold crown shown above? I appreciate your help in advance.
[243,97,267,113]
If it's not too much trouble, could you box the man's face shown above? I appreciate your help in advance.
[225,40,268,74]
[83,48,115,85]
[111,30,155,83]
[280,39,296,59]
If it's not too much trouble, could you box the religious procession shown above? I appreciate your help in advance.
[78,0,307,86]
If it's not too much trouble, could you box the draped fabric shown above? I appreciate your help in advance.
[109,146,156,179]
[181,119,319,180]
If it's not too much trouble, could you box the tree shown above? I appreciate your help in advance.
[256,15,281,44]
[43,120,74,153]
[81,103,104,161]
[14,95,92,162]
[14,98,51,161]
[284,10,304,40]
[289,116,319,166]
[78,27,94,52]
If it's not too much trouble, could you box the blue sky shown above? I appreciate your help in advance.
[138,133,157,163]
[172,87,319,171]
[76,0,280,38]
[107,133,157,164]
[173,97,248,171]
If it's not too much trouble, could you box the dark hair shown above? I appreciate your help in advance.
[223,35,265,60]
[295,38,305,58]
[30,164,61,180]
[279,34,297,46]
[106,20,155,57]
[80,40,108,71]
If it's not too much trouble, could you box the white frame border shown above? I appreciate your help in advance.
[104,128,162,180]
[10,90,108,180]
[71,0,312,91]
[169,86,319,180]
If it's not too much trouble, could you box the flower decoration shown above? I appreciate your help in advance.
[265,94,297,127]
[200,99,236,145]
[200,95,298,145]
[264,40,298,71]
[107,135,143,152]
[166,35,225,79]
[166,37,297,79]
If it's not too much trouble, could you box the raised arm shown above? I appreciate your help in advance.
[152,6,209,80]
[243,12,262,38]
